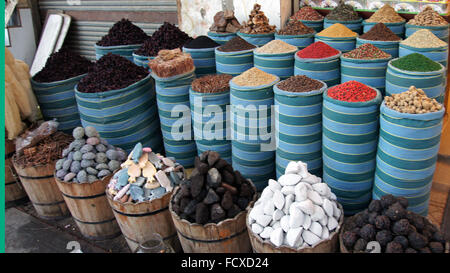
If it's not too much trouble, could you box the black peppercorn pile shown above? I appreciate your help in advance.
[171,151,256,225]
[96,19,149,47]
[134,22,192,57]
[33,48,93,83]
[342,195,447,253]
[77,53,149,93]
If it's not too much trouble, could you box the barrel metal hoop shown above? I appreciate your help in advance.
[5,181,17,186]
[72,216,116,225]
[18,174,54,180]
[31,200,65,206]
[175,228,247,243]
[61,192,106,200]
[112,206,168,217]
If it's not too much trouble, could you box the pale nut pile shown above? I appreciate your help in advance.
[248,161,342,249]
[385,86,443,114]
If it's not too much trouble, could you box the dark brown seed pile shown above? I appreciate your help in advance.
[77,53,149,93]
[217,36,256,52]
[191,74,233,93]
[134,22,192,57]
[277,75,324,92]
[359,23,401,41]
[278,20,315,35]
[171,151,256,225]
[96,19,149,47]
[33,48,93,83]
[326,2,360,21]
[342,195,447,253]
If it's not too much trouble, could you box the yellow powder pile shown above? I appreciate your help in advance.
[366,4,405,23]
[232,67,278,87]
[317,23,357,38]
[255,40,298,54]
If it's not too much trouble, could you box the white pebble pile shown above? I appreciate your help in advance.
[248,161,342,249]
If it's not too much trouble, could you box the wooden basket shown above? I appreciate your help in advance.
[247,203,344,253]
[5,140,27,206]
[12,158,69,220]
[55,174,121,240]
[107,189,181,252]
[169,181,257,253]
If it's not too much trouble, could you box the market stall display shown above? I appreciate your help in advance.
[170,151,257,253]
[208,10,241,45]
[107,142,186,252]
[324,2,362,34]
[315,23,357,53]
[183,36,220,76]
[215,37,256,76]
[399,30,448,68]
[237,4,276,47]
[363,4,405,37]
[291,6,324,33]
[357,23,401,58]
[254,40,298,80]
[275,20,315,50]
[405,7,449,42]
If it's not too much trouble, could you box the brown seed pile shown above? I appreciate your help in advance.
[385,86,443,114]
[278,20,315,35]
[255,40,298,54]
[366,4,405,23]
[149,48,194,78]
[210,10,242,33]
[240,4,276,34]
[401,29,447,48]
[217,36,256,52]
[408,6,448,26]
[232,67,278,87]
[277,75,324,93]
[191,74,233,93]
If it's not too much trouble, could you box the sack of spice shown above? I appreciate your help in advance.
[149,48,195,78]
[405,7,449,42]
[324,1,362,34]
[315,23,358,53]
[366,4,405,24]
[215,37,256,76]
[183,36,220,76]
[276,21,315,50]
[107,142,185,203]
[291,6,324,21]
[254,40,298,79]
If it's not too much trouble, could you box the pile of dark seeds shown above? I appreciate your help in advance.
[184,36,220,49]
[277,75,324,92]
[96,19,149,47]
[217,36,256,52]
[77,53,149,93]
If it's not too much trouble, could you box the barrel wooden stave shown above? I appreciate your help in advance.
[56,175,120,240]
[5,140,27,204]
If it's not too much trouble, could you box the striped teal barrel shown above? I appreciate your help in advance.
[399,44,448,68]
[373,102,445,216]
[385,59,446,103]
[322,87,382,215]
[299,19,324,33]
[132,53,154,70]
[215,48,254,76]
[31,75,84,133]
[237,31,275,47]
[275,32,315,50]
[183,47,218,76]
[254,49,297,80]
[207,31,237,45]
[315,35,356,53]
[363,21,405,38]
[190,88,231,163]
[274,79,327,178]
[152,70,197,168]
[405,23,450,42]
[340,55,391,95]
[75,74,163,153]
[230,77,279,190]
[356,37,400,58]
[294,52,341,87]
[94,44,142,61]
[324,18,363,34]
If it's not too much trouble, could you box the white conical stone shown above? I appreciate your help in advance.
[311,205,325,222]
[283,194,294,214]
[297,161,308,177]
[251,223,263,234]
[285,161,300,175]
[297,199,315,215]
[289,206,305,228]
[302,174,319,184]
[268,179,281,192]
[263,199,275,216]
[280,215,290,233]
[302,230,321,246]
[260,226,273,239]
[286,227,303,248]
[321,226,330,240]
[319,215,328,227]
[312,183,331,197]
[303,214,312,230]
[328,216,339,231]
[256,214,272,227]
[260,187,274,202]
[249,204,264,222]
[322,199,334,217]
[333,202,341,219]
[309,222,323,237]
[278,173,302,186]
[294,183,308,202]
[308,190,323,205]
[271,220,281,230]
[273,209,284,221]
[281,185,295,196]
[273,190,285,210]
[330,192,337,201]
[270,227,284,247]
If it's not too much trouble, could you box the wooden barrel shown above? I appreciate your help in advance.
[107,190,181,252]
[169,183,257,253]
[247,203,344,253]
[55,175,121,240]
[5,140,27,206]
[12,158,69,220]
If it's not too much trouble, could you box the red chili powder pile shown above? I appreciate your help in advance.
[327,81,377,102]
[297,41,339,59]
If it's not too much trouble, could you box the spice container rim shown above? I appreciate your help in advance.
[182,45,221,52]
[273,78,327,97]
[189,87,230,96]
[94,43,144,49]
[215,47,255,55]
[294,51,342,63]
[323,85,383,108]
[381,101,445,121]
[254,48,299,57]
[324,18,363,24]
[295,18,324,23]
[398,43,448,52]
[54,170,113,186]
[31,73,87,87]
[168,179,257,228]
[274,32,316,39]
[229,76,280,91]
[315,33,358,40]
[207,31,238,37]
[150,67,196,82]
[340,55,393,63]
[362,20,405,26]
[387,58,446,75]
[405,23,450,29]
[356,37,402,45]
[246,202,344,251]
[237,31,276,37]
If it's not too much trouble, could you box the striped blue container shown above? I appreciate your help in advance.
[215,48,254,76]
[363,21,405,38]
[237,31,275,47]
[183,46,218,76]
[386,59,446,103]
[190,88,231,163]
[299,19,324,33]
[207,31,237,45]
[31,75,84,133]
[274,79,327,178]
[315,35,356,53]
[399,44,448,68]
[373,102,445,216]
[94,44,142,61]
[230,77,280,190]
[254,49,297,80]
[75,74,163,153]
[324,18,363,34]
[322,87,382,215]
[132,53,154,70]
[275,32,315,50]
[153,70,197,168]
[356,37,400,58]
[340,55,392,95]
[294,52,342,88]
[405,23,450,42]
